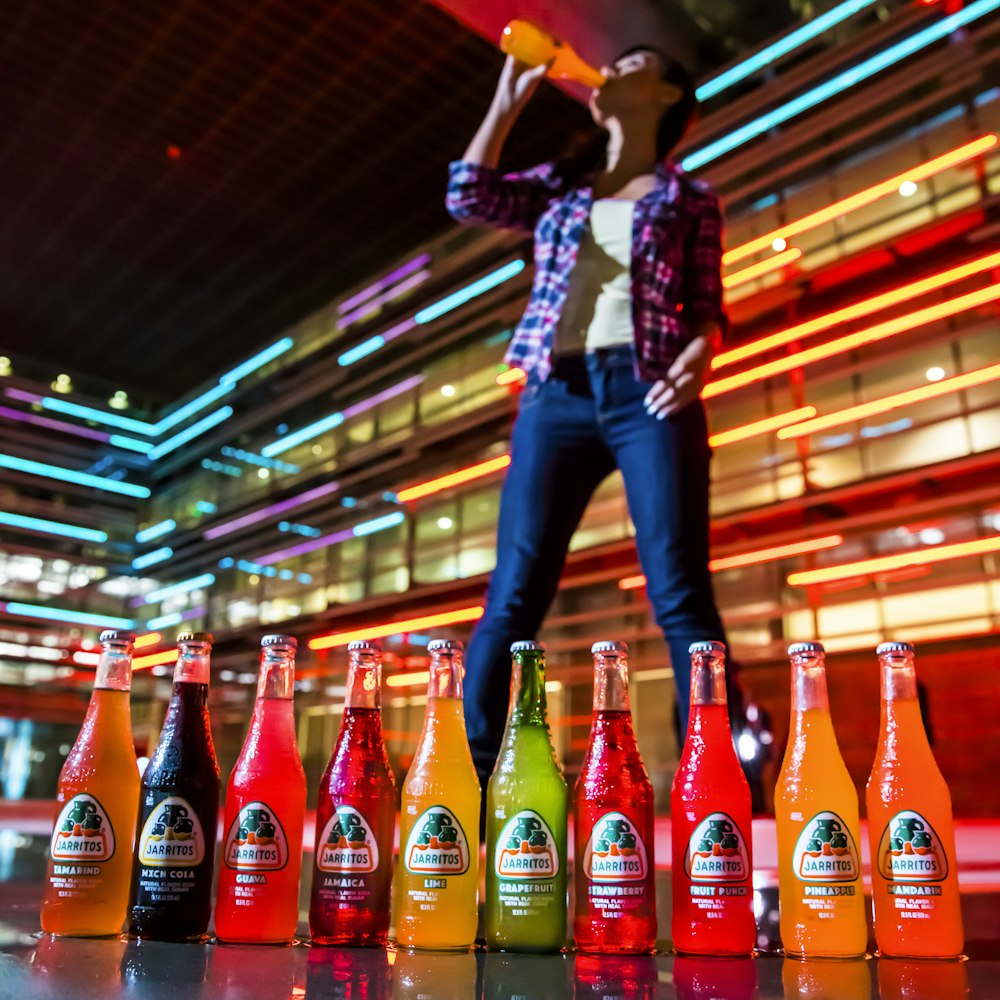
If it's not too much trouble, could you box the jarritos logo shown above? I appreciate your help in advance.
[223,801,288,871]
[685,812,750,882]
[792,811,860,882]
[583,812,648,882]
[50,794,115,863]
[138,796,205,867]
[404,805,470,875]
[317,805,379,874]
[877,810,948,883]
[494,810,559,879]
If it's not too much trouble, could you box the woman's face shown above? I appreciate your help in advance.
[589,49,677,126]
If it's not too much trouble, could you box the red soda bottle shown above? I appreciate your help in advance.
[671,641,755,956]
[215,634,307,944]
[574,640,656,954]
[309,640,396,946]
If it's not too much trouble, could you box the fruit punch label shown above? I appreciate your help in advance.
[494,810,560,879]
[583,812,649,883]
[50,794,115,863]
[877,810,948,882]
[317,805,380,874]
[223,801,289,871]
[684,812,750,883]
[404,806,470,875]
[138,796,206,867]
[792,811,860,883]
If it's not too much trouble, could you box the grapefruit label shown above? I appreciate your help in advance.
[877,810,948,882]
[793,811,860,882]
[494,810,560,879]
[138,796,205,867]
[223,801,288,871]
[317,805,380,874]
[583,812,648,882]
[50,794,115,863]
[404,805,469,875]
[685,812,750,882]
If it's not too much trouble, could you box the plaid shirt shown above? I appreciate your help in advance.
[446,158,728,382]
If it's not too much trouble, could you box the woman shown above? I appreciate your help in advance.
[446,46,736,793]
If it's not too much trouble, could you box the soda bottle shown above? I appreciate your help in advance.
[41,630,140,936]
[774,641,867,958]
[670,641,755,956]
[393,638,480,951]
[485,640,567,952]
[128,632,221,941]
[574,640,656,955]
[866,641,964,959]
[215,634,307,944]
[309,639,396,947]
[499,20,606,88]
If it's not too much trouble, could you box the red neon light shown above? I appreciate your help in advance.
[396,456,511,503]
[133,632,161,650]
[723,247,802,289]
[133,648,177,670]
[787,534,1000,587]
[708,406,817,447]
[496,367,526,386]
[308,606,485,651]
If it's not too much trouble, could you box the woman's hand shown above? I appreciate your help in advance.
[643,331,718,419]
[491,55,550,119]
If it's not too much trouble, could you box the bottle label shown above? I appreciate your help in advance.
[792,810,860,883]
[223,801,289,871]
[494,809,560,878]
[50,794,115,863]
[583,811,649,882]
[404,805,470,875]
[317,805,380,874]
[877,810,949,883]
[684,812,750,883]
[137,795,206,867]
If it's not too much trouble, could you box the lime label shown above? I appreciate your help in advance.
[792,811,860,883]
[494,810,560,879]
[137,795,205,867]
[404,805,470,875]
[50,794,115,863]
[223,801,288,871]
[583,812,648,882]
[877,810,948,883]
[317,805,380,874]
[685,812,750,883]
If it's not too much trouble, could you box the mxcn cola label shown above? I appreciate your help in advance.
[404,805,470,878]
[791,810,861,906]
[684,812,751,907]
[222,800,290,902]
[493,809,560,915]
[50,794,116,868]
[876,810,949,907]
[582,811,649,921]
[137,796,206,867]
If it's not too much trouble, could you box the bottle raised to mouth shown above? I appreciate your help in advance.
[500,20,606,89]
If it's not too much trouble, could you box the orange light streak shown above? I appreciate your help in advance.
[787,534,1000,587]
[385,670,430,689]
[133,632,161,649]
[396,456,511,503]
[708,406,817,447]
[496,366,526,386]
[723,247,802,289]
[777,361,1000,439]
[723,134,998,266]
[309,606,485,651]
[133,648,177,670]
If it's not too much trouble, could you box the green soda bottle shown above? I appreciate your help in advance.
[485,641,568,952]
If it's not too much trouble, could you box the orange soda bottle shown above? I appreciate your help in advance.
[774,641,867,958]
[40,630,141,936]
[866,641,964,958]
[500,20,605,89]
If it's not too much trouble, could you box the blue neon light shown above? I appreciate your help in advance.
[154,384,234,435]
[110,435,154,454]
[219,337,294,386]
[144,573,216,605]
[136,519,176,543]
[338,336,385,367]
[218,557,235,569]
[39,398,155,435]
[195,501,217,514]
[146,611,183,629]
[261,412,344,458]
[352,511,405,537]
[697,0,879,101]
[682,0,1000,172]
[414,260,525,325]
[0,511,108,543]
[0,453,150,498]
[4,602,135,630]
[147,406,234,461]
[132,547,173,570]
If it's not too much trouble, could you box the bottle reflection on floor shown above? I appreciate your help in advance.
[573,954,659,1000]
[208,940,298,1000]
[30,934,126,995]
[120,938,210,996]
[876,957,970,1000]
[390,949,477,1000]
[672,955,757,1000]
[305,945,392,1000]
[781,956,872,999]
[482,952,570,999]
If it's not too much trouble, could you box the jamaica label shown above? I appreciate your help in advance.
[793,811,860,883]
[50,794,115,863]
[685,812,750,882]
[138,796,205,867]
[317,805,380,874]
[404,805,469,875]
[494,810,559,878]
[223,801,288,871]
[877,810,948,882]
[583,812,648,882]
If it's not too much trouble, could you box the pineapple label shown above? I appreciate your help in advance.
[792,810,861,906]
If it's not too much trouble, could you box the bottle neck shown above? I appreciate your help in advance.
[345,650,382,710]
[689,651,727,709]
[592,652,630,713]
[510,652,548,726]
[879,651,919,703]
[427,649,464,701]
[173,641,211,686]
[94,642,134,692]
[257,646,295,701]
[789,653,830,714]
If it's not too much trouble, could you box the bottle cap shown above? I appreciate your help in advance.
[177,631,213,645]
[591,640,628,655]
[510,640,545,653]
[877,640,915,656]
[428,639,464,653]
[261,634,297,649]
[688,640,725,656]
[788,641,825,656]
[99,630,136,645]
[348,639,382,653]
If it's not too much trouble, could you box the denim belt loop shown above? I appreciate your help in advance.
[586,345,635,371]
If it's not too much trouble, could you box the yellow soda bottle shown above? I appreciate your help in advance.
[393,639,480,950]
[499,20,606,89]
[775,641,867,958]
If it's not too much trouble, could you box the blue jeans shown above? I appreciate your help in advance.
[464,347,731,781]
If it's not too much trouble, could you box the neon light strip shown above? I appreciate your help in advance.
[0,511,108,543]
[0,453,150,498]
[341,375,423,419]
[696,0,880,101]
[132,547,173,570]
[309,605,485,650]
[385,671,430,689]
[218,337,294,386]
[0,402,110,443]
[496,367,526,386]
[353,511,405,536]
[141,573,215,605]
[36,396,155,435]
[1,602,135,630]
[682,0,1000,172]
[136,519,176,543]
[703,283,1000,399]
[708,406,818,447]
[338,270,431,328]
[723,134,998,266]
[109,435,153,454]
[152,383,233,436]
[134,632,161,649]
[723,248,802,289]
[396,455,512,503]
[202,482,340,541]
[255,510,406,566]
[414,260,525,325]
[133,648,178,669]
[338,337,384,367]
[338,254,431,314]
[777,361,1000,439]
[788,534,1000,586]
[147,406,233,461]
[195,501,217,514]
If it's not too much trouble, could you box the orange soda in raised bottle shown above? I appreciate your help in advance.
[500,20,605,88]
[40,630,141,936]
[866,641,964,958]
[774,641,867,958]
